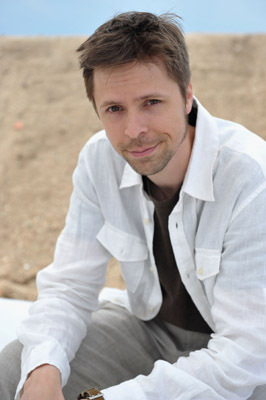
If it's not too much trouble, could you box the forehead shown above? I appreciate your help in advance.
[93,60,178,100]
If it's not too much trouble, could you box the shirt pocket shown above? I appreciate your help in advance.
[97,221,148,292]
[195,248,221,281]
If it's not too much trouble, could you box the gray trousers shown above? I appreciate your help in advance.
[0,302,264,399]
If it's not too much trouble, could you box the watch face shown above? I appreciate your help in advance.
[78,388,103,400]
[78,391,90,399]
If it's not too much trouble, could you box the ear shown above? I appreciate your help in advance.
[185,82,193,115]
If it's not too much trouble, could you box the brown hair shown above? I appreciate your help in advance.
[77,11,191,109]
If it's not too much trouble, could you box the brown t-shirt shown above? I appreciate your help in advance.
[142,102,212,333]
[143,177,212,333]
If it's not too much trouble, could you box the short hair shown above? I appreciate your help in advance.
[77,11,191,109]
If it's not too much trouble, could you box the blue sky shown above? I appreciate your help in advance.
[0,0,266,35]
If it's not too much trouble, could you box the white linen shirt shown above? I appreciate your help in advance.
[16,99,266,400]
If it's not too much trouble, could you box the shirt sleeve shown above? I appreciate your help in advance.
[102,186,266,400]
[15,144,111,398]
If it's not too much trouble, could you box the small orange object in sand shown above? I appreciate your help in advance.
[13,121,24,130]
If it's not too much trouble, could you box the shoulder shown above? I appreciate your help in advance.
[213,119,266,211]
[216,118,266,179]
[75,129,126,185]
[83,129,111,154]
[80,129,124,166]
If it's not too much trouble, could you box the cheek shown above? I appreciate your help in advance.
[105,127,124,152]
[100,118,121,144]
[101,113,125,131]
[106,130,117,146]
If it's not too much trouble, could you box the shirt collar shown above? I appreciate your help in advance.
[119,98,219,201]
[182,98,219,202]
[120,162,142,189]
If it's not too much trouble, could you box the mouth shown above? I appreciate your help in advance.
[127,143,159,159]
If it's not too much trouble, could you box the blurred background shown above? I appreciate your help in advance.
[0,1,266,302]
[1,0,266,35]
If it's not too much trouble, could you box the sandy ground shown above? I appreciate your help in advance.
[1,34,266,301]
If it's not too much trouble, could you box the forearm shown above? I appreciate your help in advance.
[20,364,64,400]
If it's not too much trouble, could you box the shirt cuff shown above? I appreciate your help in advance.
[15,339,70,400]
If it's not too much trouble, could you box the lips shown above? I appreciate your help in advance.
[128,143,159,158]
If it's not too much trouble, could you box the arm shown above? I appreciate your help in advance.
[102,186,266,400]
[20,365,64,400]
[16,144,112,399]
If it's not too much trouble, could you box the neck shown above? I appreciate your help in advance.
[147,182,180,202]
[148,124,195,200]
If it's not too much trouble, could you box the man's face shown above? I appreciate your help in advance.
[94,60,193,177]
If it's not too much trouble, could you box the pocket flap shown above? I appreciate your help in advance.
[195,248,221,280]
[97,221,148,262]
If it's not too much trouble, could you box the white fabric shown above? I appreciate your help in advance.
[16,99,266,399]
[0,299,31,351]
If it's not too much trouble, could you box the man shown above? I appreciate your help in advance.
[0,11,265,400]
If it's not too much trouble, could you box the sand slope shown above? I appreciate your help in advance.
[1,34,266,300]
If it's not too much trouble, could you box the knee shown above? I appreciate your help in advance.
[0,340,23,400]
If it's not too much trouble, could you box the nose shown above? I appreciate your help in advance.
[124,111,148,139]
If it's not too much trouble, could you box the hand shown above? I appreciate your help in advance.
[20,364,65,400]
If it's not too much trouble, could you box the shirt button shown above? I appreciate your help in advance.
[149,266,154,272]
[149,306,154,312]
[144,218,150,225]
[198,267,203,276]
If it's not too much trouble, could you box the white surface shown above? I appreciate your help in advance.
[0,298,31,351]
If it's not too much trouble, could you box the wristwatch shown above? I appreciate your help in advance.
[77,387,104,400]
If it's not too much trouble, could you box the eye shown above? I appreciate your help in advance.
[107,105,121,113]
[147,99,161,106]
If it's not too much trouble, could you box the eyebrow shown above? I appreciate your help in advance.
[99,93,168,110]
